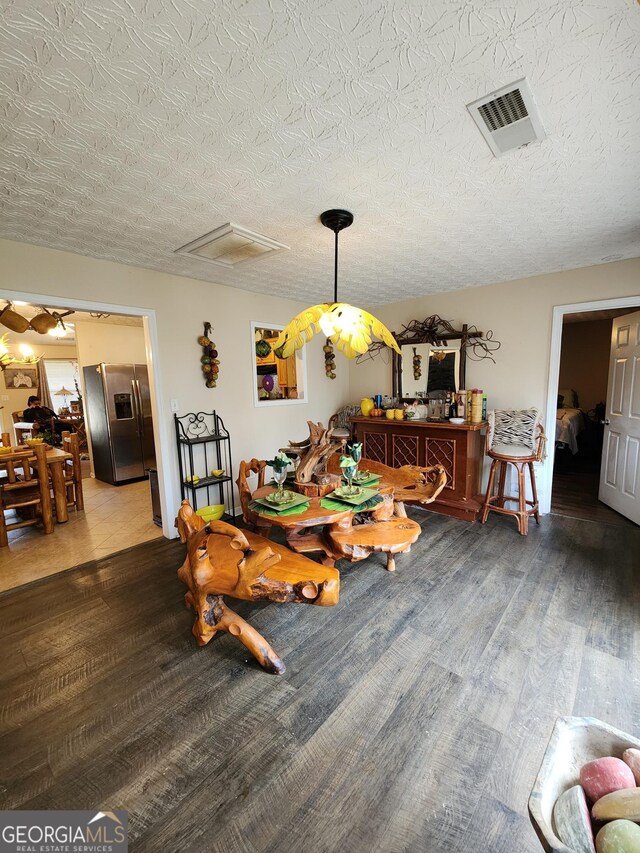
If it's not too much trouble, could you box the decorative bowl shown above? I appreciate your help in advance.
[25,437,45,446]
[265,490,296,505]
[210,469,225,477]
[449,417,465,424]
[195,504,225,522]
[334,485,363,498]
[529,716,640,852]
[0,445,13,454]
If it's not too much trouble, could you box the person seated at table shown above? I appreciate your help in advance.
[22,396,72,439]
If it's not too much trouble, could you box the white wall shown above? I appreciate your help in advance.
[349,258,640,509]
[74,321,147,367]
[0,239,349,535]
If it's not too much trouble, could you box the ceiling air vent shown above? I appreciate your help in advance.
[467,78,545,157]
[175,223,289,268]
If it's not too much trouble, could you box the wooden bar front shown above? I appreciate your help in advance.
[351,416,487,521]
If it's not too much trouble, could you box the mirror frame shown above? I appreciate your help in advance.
[251,321,308,408]
[392,323,472,401]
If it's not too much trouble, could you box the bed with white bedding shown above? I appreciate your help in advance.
[555,407,584,455]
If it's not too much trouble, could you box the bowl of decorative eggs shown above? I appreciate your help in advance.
[529,716,640,852]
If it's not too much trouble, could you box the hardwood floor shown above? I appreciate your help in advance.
[1,511,639,852]
[551,460,637,528]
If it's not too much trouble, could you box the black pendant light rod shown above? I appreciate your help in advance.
[333,229,339,303]
[320,209,354,305]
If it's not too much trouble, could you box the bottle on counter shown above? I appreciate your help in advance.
[457,391,466,420]
[471,389,483,423]
[482,393,487,421]
[448,394,457,419]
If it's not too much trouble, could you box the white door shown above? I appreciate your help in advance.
[599,311,640,524]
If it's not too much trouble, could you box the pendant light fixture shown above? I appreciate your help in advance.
[276,210,401,360]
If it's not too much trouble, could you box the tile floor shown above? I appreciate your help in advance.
[0,476,163,593]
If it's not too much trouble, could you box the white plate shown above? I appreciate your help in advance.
[449,417,464,424]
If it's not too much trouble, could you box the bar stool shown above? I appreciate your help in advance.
[480,409,546,535]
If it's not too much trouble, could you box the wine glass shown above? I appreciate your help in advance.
[272,467,288,502]
[342,460,358,495]
[347,442,362,483]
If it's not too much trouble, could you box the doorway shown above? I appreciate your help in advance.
[544,295,640,524]
[0,290,173,591]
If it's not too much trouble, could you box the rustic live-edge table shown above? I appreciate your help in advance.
[251,481,422,572]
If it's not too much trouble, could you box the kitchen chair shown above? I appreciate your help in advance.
[61,430,84,513]
[480,408,546,535]
[236,458,272,537]
[0,444,54,546]
[11,411,37,444]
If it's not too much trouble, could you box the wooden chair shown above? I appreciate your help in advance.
[176,500,340,674]
[480,409,546,535]
[61,430,84,512]
[236,458,271,536]
[12,411,38,444]
[0,444,54,546]
[328,404,361,443]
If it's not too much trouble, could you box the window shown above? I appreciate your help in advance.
[251,322,307,407]
[43,359,80,413]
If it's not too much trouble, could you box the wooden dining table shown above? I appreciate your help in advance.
[0,445,72,524]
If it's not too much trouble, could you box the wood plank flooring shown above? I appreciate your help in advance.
[551,462,636,528]
[1,511,639,852]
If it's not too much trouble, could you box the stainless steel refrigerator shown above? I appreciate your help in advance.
[83,363,156,485]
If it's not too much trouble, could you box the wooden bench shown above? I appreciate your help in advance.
[176,500,340,674]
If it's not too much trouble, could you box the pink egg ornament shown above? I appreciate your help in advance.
[580,757,636,804]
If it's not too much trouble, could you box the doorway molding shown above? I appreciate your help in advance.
[543,293,640,514]
[0,288,175,539]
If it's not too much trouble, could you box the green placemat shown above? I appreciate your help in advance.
[320,494,384,512]
[249,499,310,517]
[342,474,381,488]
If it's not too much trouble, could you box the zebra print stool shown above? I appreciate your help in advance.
[480,409,546,535]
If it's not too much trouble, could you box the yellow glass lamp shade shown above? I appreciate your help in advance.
[276,210,401,362]
[276,302,400,361]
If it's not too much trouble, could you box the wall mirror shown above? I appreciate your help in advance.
[251,322,307,407]
[399,342,461,398]
[392,318,482,401]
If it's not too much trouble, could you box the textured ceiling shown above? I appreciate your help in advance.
[0,0,639,305]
